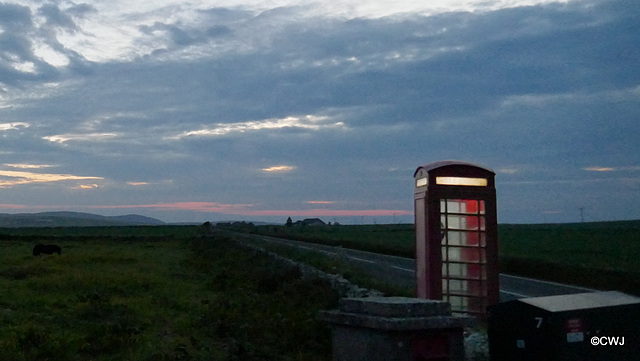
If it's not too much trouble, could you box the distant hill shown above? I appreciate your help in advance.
[0,211,165,228]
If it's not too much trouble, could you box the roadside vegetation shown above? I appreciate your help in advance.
[0,228,337,361]
[230,220,640,295]
[232,223,415,258]
[234,235,414,298]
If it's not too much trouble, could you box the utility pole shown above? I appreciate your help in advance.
[579,207,585,223]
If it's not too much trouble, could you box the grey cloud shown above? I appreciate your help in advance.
[0,3,31,29]
[139,21,232,49]
[0,3,90,86]
[66,3,96,18]
[197,7,253,21]
[0,3,34,71]
[11,0,639,133]
[41,0,639,137]
[206,25,232,38]
[38,4,80,30]
[1,0,638,222]
[134,6,253,52]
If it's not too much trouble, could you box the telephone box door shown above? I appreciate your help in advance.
[414,161,499,317]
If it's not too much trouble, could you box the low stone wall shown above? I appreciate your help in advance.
[236,240,384,298]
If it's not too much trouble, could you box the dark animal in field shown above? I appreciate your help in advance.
[33,244,62,256]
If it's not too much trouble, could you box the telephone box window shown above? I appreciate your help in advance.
[440,198,488,314]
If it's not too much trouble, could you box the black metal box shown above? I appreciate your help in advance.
[488,291,640,361]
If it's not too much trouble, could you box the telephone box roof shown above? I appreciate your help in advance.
[413,160,494,178]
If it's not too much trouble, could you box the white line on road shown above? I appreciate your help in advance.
[318,250,336,256]
[499,290,531,298]
[350,257,376,264]
[391,266,414,273]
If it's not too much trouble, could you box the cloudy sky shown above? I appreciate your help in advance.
[1,0,638,224]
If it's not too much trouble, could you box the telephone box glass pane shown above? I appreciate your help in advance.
[447,247,480,262]
[440,197,489,314]
[465,264,486,280]
[441,215,447,236]
[446,231,465,246]
[454,264,486,280]
[463,200,478,214]
[446,215,467,230]
[441,199,480,214]
[447,247,461,262]
[449,280,482,295]
[446,215,484,231]
[448,296,468,311]
[447,263,466,278]
[448,279,466,293]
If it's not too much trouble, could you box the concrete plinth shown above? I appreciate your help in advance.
[319,297,475,361]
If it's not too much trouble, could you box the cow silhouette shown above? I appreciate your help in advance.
[33,244,62,256]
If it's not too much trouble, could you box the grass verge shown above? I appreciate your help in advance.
[234,234,414,297]
[0,234,338,360]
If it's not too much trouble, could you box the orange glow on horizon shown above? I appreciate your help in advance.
[0,204,33,209]
[90,201,254,213]
[90,202,412,217]
[243,209,413,217]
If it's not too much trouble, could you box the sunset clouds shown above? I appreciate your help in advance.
[0,169,102,187]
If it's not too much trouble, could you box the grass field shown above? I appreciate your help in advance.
[2,220,639,359]
[244,220,640,294]
[498,221,640,293]
[249,224,415,258]
[0,230,337,361]
[0,225,203,239]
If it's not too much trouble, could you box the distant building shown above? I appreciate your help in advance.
[293,218,326,226]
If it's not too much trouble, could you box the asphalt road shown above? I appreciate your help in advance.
[242,233,597,302]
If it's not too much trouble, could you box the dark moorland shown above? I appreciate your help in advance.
[0,227,337,361]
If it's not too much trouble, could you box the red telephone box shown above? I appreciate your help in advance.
[414,160,499,317]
